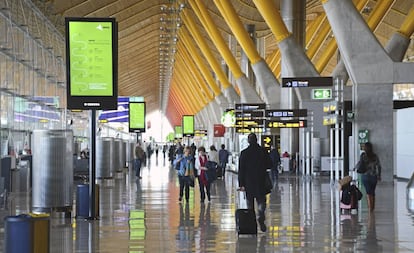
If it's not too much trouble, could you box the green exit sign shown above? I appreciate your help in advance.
[312,89,332,99]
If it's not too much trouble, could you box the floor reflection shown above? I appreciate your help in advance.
[0,155,413,252]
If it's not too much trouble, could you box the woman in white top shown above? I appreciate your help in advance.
[208,145,219,164]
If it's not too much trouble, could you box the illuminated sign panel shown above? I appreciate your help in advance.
[282,77,333,88]
[195,130,208,137]
[266,120,307,128]
[265,109,307,118]
[65,17,118,110]
[128,102,146,133]
[235,103,266,111]
[175,126,183,139]
[182,115,194,136]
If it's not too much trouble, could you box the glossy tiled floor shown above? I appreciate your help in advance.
[1,155,414,252]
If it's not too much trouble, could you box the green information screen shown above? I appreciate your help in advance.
[65,17,118,110]
[175,126,183,139]
[182,115,194,136]
[129,102,146,133]
[68,21,113,96]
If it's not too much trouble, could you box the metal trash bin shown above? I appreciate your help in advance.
[4,213,50,253]
[76,184,100,219]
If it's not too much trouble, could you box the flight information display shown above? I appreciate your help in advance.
[65,17,118,109]
[128,102,145,133]
[182,115,194,136]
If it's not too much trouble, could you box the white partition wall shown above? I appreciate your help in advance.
[395,107,414,179]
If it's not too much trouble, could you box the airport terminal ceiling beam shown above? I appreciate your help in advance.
[181,10,230,92]
[177,30,217,100]
[384,5,414,62]
[253,0,318,78]
[213,0,279,106]
[174,65,208,108]
[321,0,402,85]
[188,0,243,104]
[398,4,414,38]
[318,0,388,74]
[170,81,196,115]
[170,75,200,114]
[267,13,324,77]
[175,46,214,102]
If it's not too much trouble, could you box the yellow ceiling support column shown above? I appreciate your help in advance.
[178,29,220,97]
[213,0,262,65]
[181,10,232,90]
[175,51,212,104]
[171,68,202,113]
[251,0,291,44]
[188,0,244,80]
[175,64,207,108]
[169,89,186,116]
[397,4,414,38]
[316,0,387,72]
[177,43,214,101]
[170,81,195,115]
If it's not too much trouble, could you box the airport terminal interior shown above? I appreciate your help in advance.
[1,0,414,252]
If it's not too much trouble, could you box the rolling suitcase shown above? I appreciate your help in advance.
[235,191,257,235]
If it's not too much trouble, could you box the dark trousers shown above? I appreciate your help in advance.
[178,176,190,201]
[134,159,141,177]
[198,178,211,201]
[246,192,266,224]
[220,162,227,177]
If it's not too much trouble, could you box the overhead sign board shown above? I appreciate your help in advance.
[265,109,307,118]
[65,17,118,110]
[194,129,208,137]
[235,111,264,119]
[174,126,183,139]
[235,103,266,111]
[266,120,307,128]
[312,89,332,100]
[282,77,333,88]
[128,102,145,133]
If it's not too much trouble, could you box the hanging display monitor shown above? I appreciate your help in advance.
[182,115,194,137]
[175,126,183,139]
[65,17,118,110]
[128,102,146,133]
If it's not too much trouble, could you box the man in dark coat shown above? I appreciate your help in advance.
[238,133,270,232]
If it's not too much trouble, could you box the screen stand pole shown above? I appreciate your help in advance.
[88,109,98,219]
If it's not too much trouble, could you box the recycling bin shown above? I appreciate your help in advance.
[76,184,100,218]
[4,213,50,253]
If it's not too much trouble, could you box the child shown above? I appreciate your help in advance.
[339,176,363,213]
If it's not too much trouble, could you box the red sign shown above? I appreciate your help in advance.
[214,124,225,137]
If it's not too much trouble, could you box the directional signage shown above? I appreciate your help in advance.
[194,129,208,137]
[282,77,333,88]
[323,101,341,112]
[236,127,265,134]
[235,111,264,119]
[323,114,339,125]
[312,89,332,100]
[265,109,307,118]
[266,120,307,128]
[235,119,265,127]
[261,135,273,153]
[235,103,266,111]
